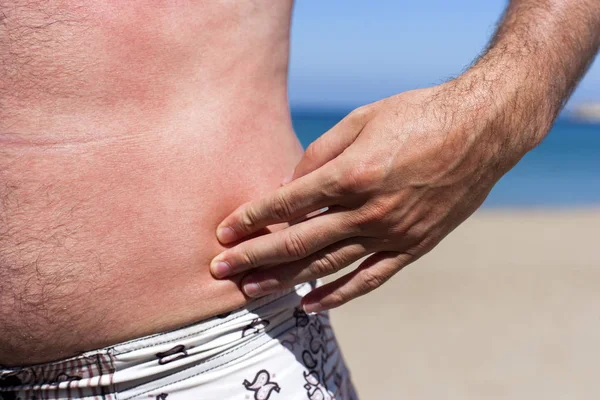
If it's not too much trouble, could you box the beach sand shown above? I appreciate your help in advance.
[328,208,600,399]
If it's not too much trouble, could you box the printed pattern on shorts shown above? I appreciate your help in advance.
[283,308,356,400]
[243,369,281,400]
[0,353,116,400]
[0,284,357,400]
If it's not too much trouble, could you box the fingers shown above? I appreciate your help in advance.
[290,106,373,182]
[216,165,342,244]
[301,251,413,313]
[241,237,380,298]
[210,210,357,278]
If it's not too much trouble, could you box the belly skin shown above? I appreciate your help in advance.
[0,0,300,366]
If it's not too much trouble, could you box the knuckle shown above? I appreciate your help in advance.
[270,192,294,221]
[309,252,340,277]
[410,222,441,251]
[240,250,259,268]
[404,223,429,244]
[325,165,348,196]
[367,199,392,222]
[347,104,372,123]
[240,207,257,231]
[419,234,441,254]
[338,162,384,194]
[350,199,391,228]
[283,231,309,259]
[407,234,439,259]
[360,268,386,292]
[304,142,320,163]
[325,290,349,308]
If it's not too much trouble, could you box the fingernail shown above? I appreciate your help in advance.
[302,301,324,314]
[211,260,232,278]
[242,280,262,297]
[216,226,237,243]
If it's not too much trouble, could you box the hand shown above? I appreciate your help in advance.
[210,78,540,313]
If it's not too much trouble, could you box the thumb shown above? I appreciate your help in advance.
[284,105,374,184]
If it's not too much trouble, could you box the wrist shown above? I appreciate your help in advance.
[425,62,553,180]
[452,58,557,158]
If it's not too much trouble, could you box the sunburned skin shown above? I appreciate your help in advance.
[0,0,301,366]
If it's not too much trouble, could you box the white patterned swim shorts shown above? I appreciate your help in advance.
[0,282,358,400]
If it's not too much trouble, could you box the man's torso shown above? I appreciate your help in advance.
[0,0,300,366]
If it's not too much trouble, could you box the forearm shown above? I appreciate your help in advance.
[456,0,600,156]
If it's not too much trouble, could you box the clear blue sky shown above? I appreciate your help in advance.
[288,0,600,110]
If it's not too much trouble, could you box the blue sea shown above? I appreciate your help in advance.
[292,110,600,208]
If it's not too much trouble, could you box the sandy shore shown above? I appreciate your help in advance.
[328,208,600,399]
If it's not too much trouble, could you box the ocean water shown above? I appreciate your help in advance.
[291,110,600,208]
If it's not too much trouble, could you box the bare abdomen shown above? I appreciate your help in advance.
[0,0,299,366]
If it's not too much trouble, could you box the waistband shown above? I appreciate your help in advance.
[0,282,317,398]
